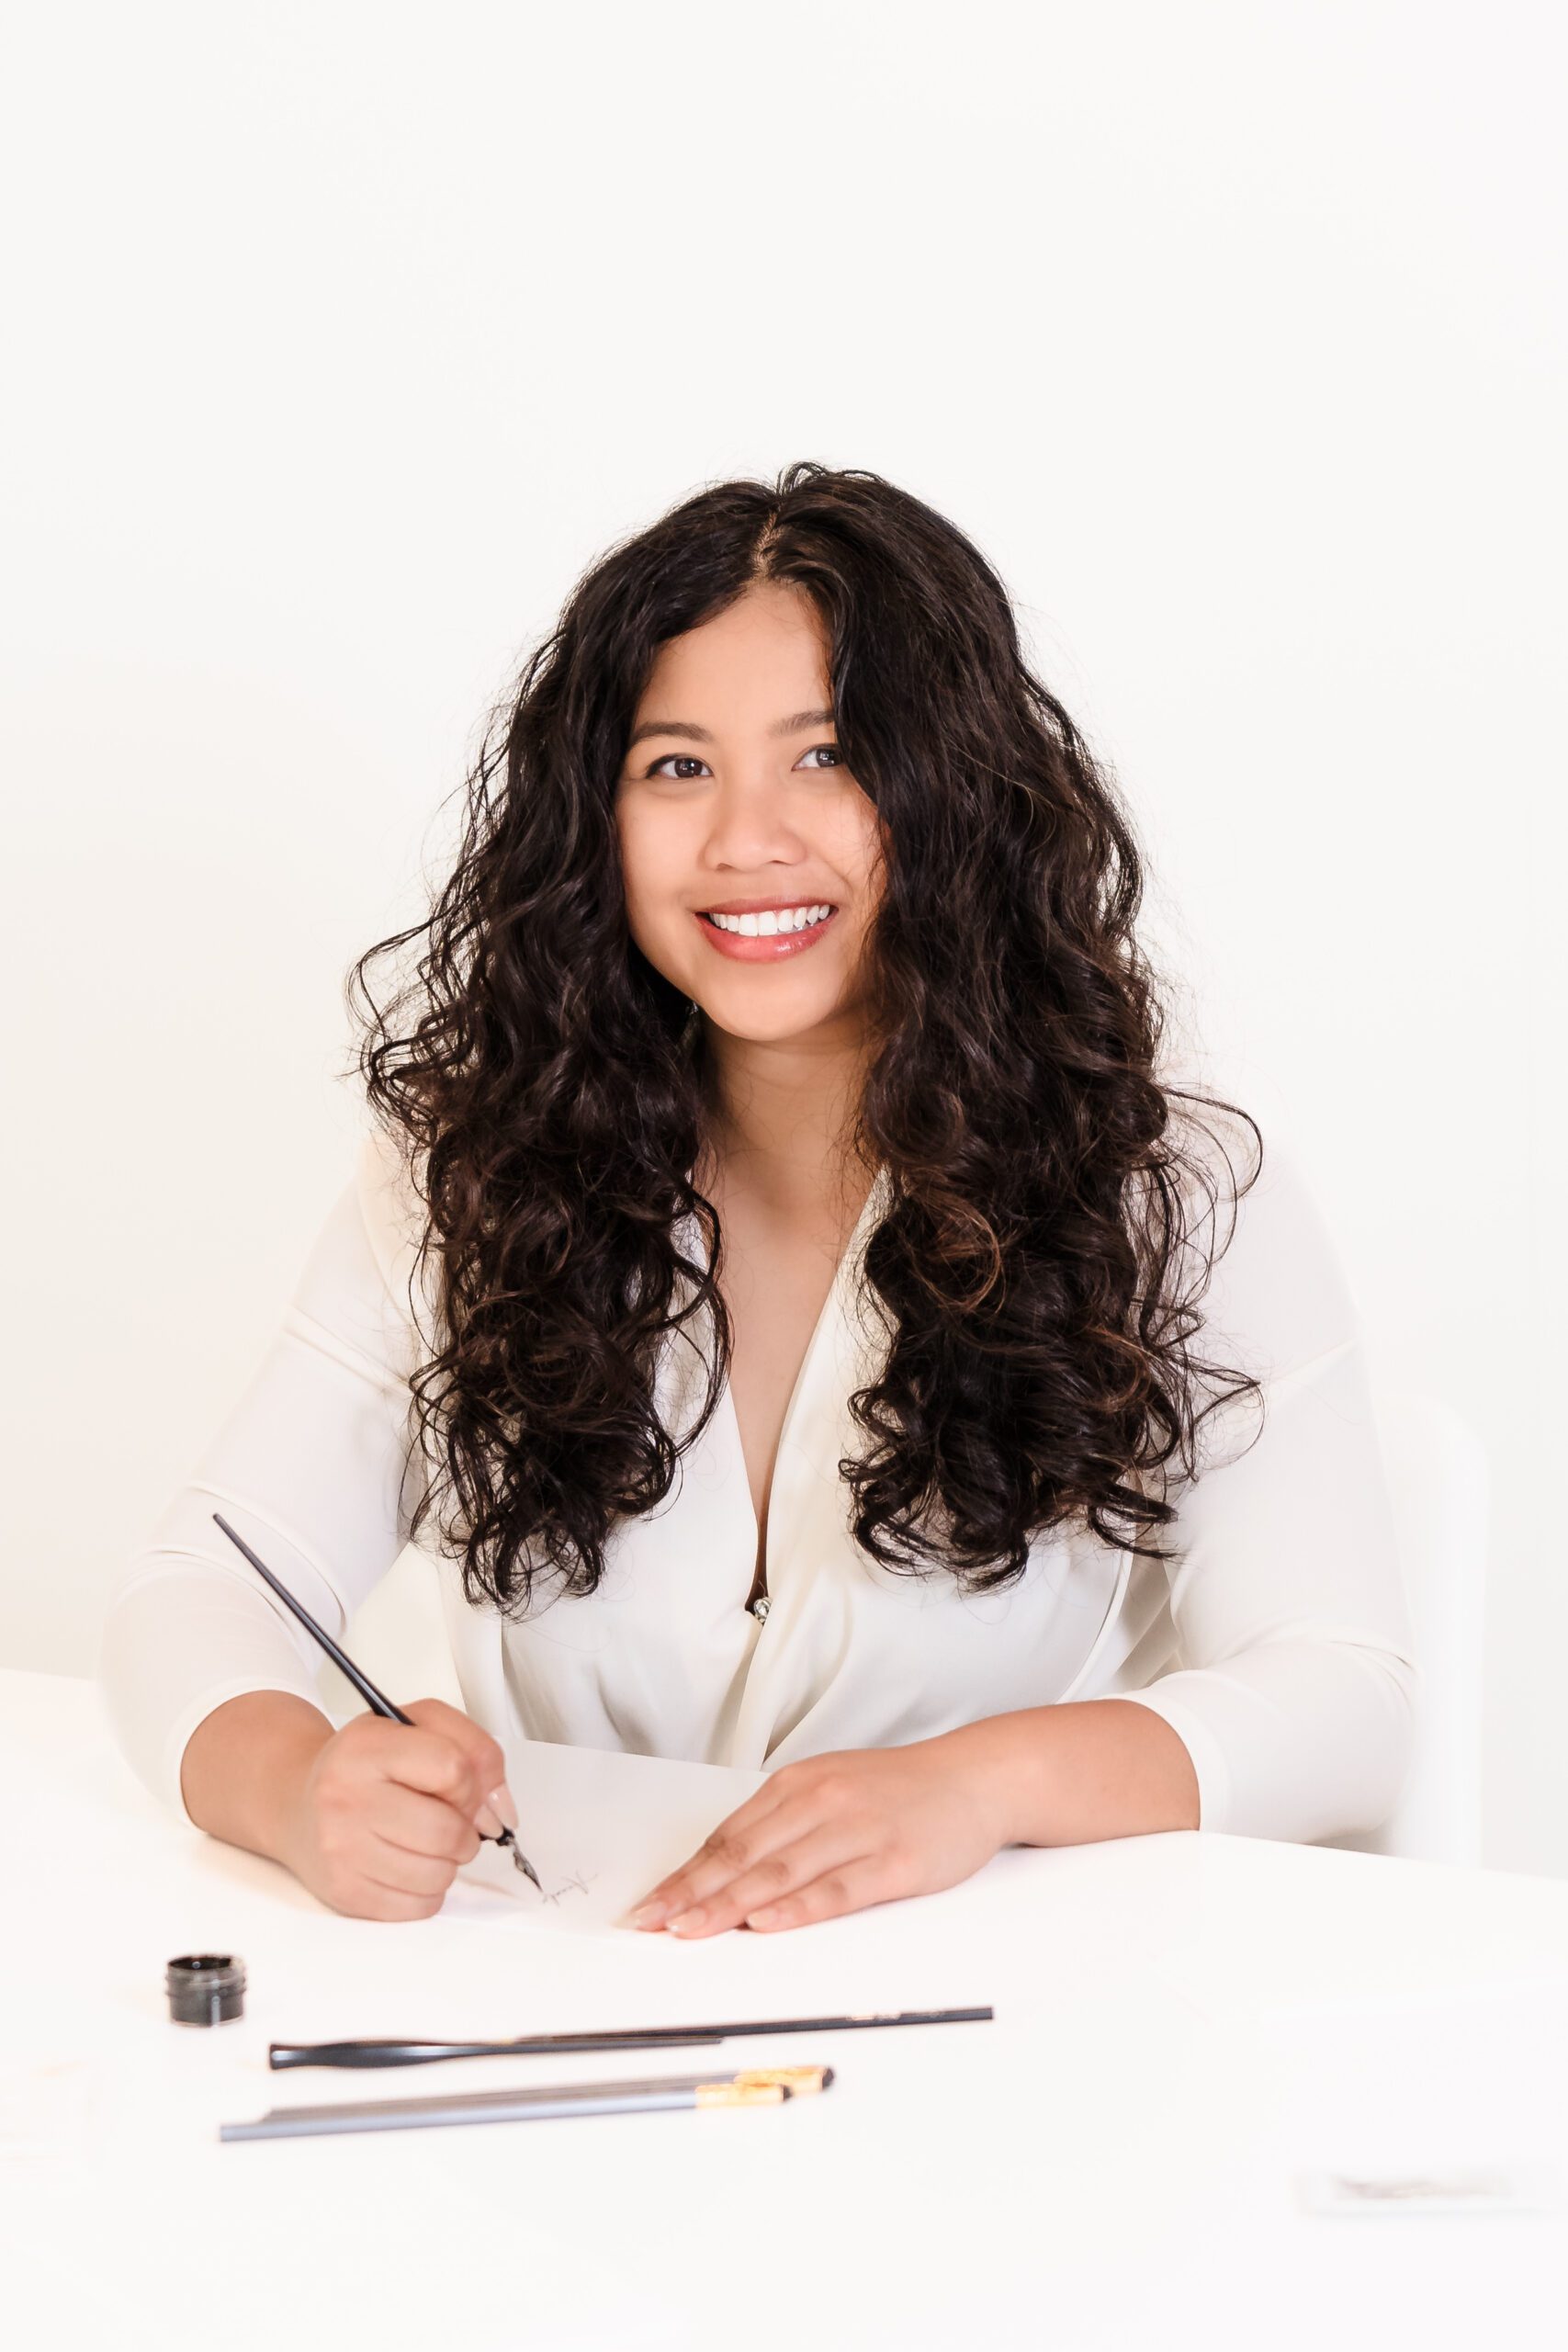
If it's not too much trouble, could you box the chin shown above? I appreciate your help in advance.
[698,994,842,1041]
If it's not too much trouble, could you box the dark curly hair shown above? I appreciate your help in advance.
[342,460,1267,1621]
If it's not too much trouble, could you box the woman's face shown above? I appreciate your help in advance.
[615,581,886,1048]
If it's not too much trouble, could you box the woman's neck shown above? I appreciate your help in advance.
[694,1023,875,1222]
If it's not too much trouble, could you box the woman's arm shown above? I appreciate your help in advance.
[177,1689,336,1861]
[942,1693,1200,1842]
[96,1132,432,1831]
[1077,1135,1419,1846]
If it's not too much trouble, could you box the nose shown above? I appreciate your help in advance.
[697,769,814,871]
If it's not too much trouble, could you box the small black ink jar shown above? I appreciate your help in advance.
[166,1953,246,2026]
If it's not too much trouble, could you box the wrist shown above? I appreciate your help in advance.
[930,1713,1032,1849]
[267,1723,334,1875]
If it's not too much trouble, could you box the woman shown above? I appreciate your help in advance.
[98,462,1417,1933]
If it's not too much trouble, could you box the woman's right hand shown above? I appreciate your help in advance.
[277,1696,519,1920]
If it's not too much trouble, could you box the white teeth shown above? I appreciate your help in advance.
[708,904,833,937]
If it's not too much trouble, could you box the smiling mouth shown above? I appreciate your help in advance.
[693,904,841,956]
[698,905,838,935]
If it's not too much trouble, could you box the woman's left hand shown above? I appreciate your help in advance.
[626,1731,1013,1938]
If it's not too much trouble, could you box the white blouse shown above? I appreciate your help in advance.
[98,1115,1418,1847]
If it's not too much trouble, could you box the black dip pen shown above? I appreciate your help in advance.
[271,2006,994,2070]
[211,1510,543,1891]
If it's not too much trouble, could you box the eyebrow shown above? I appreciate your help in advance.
[626,705,837,751]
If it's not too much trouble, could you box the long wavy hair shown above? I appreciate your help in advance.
[343,461,1267,1619]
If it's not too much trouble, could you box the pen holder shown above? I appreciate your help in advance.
[167,1953,246,2027]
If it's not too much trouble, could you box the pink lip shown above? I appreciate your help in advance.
[692,907,840,962]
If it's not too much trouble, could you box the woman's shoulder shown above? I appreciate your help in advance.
[1161,1094,1363,1387]
[353,1121,443,1353]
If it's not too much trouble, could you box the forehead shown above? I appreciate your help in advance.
[632,582,830,713]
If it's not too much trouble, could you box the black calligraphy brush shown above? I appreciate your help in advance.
[211,1510,543,1890]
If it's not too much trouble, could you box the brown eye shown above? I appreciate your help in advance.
[640,744,842,780]
[645,755,709,780]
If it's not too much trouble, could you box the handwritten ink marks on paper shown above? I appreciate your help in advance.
[536,1869,599,1908]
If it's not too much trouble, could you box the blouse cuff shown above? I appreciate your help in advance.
[96,1565,331,1828]
[1097,1633,1417,1845]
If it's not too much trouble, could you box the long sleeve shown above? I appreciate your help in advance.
[1096,1121,1419,1845]
[96,1130,433,1828]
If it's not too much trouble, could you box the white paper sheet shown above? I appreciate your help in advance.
[439,1736,769,1935]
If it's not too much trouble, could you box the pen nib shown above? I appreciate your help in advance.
[501,1832,543,1892]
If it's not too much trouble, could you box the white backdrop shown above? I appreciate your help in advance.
[3,2,1562,1875]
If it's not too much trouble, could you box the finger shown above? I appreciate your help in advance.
[628,1790,813,1928]
[365,1835,461,1899]
[741,1856,897,1934]
[355,1871,447,1920]
[660,1825,874,1939]
[401,1697,509,1785]
[365,1721,485,1812]
[399,1699,513,1819]
[363,1721,502,1831]
[374,1783,484,1867]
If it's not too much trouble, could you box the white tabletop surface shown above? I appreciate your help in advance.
[4,1665,1566,2351]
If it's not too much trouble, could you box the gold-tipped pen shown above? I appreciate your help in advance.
[693,2064,836,2107]
[695,2079,790,2109]
[732,2065,835,2097]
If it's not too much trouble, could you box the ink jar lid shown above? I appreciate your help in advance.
[166,1953,246,2026]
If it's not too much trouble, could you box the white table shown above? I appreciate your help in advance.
[4,1667,1565,2350]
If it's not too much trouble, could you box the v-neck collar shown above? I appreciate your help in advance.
[716,1165,891,1596]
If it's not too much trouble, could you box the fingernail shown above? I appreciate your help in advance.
[475,1800,504,1838]
[666,1906,705,1934]
[489,1782,520,1831]
[629,1900,669,1928]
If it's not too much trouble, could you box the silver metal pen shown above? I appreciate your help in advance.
[220,2065,832,2141]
